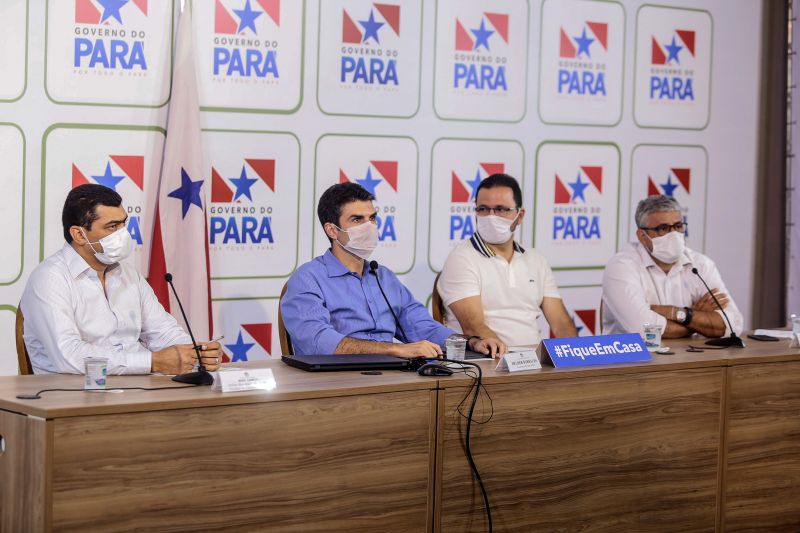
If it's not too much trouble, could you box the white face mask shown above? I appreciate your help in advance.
[333,222,378,260]
[81,226,133,265]
[649,231,685,264]
[476,213,519,245]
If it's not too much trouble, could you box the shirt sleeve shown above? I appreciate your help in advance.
[21,269,152,375]
[602,255,667,334]
[539,256,561,299]
[395,275,453,346]
[437,246,481,307]
[694,256,744,336]
[280,270,345,355]
[137,271,192,352]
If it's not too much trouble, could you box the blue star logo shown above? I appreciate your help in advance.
[664,36,683,64]
[359,10,385,44]
[167,168,204,219]
[234,0,262,34]
[229,166,258,202]
[466,169,483,201]
[572,315,584,335]
[568,172,590,203]
[98,0,129,24]
[471,19,494,51]
[225,331,254,363]
[660,175,679,197]
[573,27,595,58]
[356,167,382,197]
[92,162,126,191]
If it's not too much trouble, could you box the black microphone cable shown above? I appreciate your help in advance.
[368,260,409,342]
[438,358,493,533]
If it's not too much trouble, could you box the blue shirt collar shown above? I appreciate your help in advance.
[321,249,365,277]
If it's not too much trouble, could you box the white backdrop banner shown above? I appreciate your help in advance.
[0,0,764,373]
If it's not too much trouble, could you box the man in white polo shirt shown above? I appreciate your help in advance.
[602,195,743,338]
[437,174,577,354]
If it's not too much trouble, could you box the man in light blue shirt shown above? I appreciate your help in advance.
[281,183,503,358]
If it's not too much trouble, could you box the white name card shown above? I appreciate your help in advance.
[495,350,541,373]
[212,367,277,393]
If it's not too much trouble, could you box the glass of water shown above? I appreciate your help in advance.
[791,314,800,335]
[445,335,467,361]
[643,323,662,352]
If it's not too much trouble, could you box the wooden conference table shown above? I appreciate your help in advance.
[0,338,798,532]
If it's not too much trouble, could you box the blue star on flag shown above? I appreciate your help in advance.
[573,27,595,58]
[466,169,483,200]
[92,162,126,191]
[230,166,258,202]
[225,331,254,363]
[660,175,679,197]
[471,19,494,51]
[359,10,385,44]
[168,168,204,219]
[568,172,590,203]
[664,36,683,64]
[98,0,129,24]
[234,0,262,34]
[356,167,382,196]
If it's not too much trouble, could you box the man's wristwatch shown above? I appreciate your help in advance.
[464,335,481,349]
[675,307,693,326]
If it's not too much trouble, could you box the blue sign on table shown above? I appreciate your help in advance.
[538,334,652,368]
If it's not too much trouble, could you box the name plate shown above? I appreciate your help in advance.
[212,367,277,393]
[538,334,651,368]
[495,350,541,372]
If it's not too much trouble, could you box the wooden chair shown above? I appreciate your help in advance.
[15,305,33,375]
[277,283,293,356]
[431,273,446,325]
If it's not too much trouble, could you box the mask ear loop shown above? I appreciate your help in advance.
[79,228,101,255]
[509,209,522,232]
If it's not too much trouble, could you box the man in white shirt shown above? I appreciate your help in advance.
[437,174,577,353]
[21,184,222,375]
[602,195,743,338]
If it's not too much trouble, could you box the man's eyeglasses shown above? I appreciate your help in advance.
[475,206,519,217]
[638,222,687,237]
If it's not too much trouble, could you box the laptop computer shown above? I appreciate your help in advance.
[464,349,493,360]
[282,354,411,372]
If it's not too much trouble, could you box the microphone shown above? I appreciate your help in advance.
[164,273,214,385]
[691,267,744,348]
[368,260,409,343]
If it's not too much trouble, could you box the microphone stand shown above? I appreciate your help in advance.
[165,273,214,385]
[691,268,745,348]
[369,260,410,343]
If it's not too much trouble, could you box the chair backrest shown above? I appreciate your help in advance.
[431,273,445,325]
[277,283,293,356]
[15,305,33,375]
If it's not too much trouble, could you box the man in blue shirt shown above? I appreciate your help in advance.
[281,183,503,358]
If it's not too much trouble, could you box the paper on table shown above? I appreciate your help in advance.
[508,345,537,352]
[753,329,796,339]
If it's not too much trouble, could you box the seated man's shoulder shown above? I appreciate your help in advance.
[685,247,718,272]
[286,255,328,287]
[26,252,71,288]
[443,238,484,267]
[606,246,641,267]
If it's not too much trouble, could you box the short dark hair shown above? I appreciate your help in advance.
[475,173,522,208]
[317,182,375,241]
[62,184,122,243]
